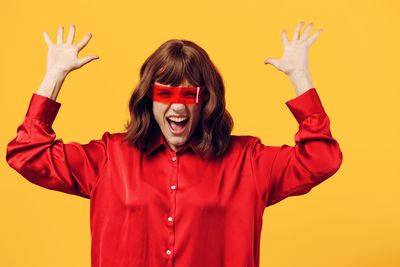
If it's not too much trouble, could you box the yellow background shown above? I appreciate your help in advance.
[1,0,399,266]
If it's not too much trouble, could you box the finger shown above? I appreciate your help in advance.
[77,55,99,67]
[306,29,323,47]
[292,21,305,41]
[264,57,279,68]
[66,24,75,44]
[281,30,289,47]
[43,31,53,47]
[300,22,313,41]
[57,25,64,44]
[76,33,92,51]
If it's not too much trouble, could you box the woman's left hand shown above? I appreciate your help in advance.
[264,21,323,77]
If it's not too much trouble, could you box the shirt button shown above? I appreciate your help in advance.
[172,156,177,161]
[168,216,173,222]
[166,249,171,255]
[170,184,176,190]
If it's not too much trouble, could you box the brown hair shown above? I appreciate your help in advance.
[122,39,234,160]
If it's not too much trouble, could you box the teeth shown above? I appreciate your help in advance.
[168,117,188,122]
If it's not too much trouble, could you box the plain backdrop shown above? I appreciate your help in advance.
[1,0,399,266]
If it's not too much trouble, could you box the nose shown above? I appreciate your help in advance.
[170,103,186,111]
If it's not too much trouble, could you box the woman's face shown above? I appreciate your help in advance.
[152,80,203,152]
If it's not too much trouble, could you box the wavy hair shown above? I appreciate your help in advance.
[122,39,234,160]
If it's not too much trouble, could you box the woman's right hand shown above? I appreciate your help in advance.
[43,24,99,76]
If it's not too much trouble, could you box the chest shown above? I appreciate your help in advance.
[96,148,255,215]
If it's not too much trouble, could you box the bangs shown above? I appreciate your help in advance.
[153,46,205,87]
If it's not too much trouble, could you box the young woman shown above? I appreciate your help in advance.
[6,22,343,267]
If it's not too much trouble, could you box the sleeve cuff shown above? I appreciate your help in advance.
[26,93,61,125]
[285,88,325,124]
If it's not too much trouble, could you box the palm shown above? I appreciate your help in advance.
[43,24,99,74]
[265,21,323,76]
[47,44,80,72]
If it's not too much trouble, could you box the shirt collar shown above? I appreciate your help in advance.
[145,129,203,159]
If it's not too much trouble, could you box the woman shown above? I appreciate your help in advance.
[6,22,343,267]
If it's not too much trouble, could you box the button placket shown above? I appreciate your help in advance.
[166,152,178,263]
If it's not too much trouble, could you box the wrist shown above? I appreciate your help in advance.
[45,68,68,79]
[288,69,311,80]
[287,70,314,95]
[37,71,67,100]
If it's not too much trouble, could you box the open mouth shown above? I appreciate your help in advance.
[167,117,189,135]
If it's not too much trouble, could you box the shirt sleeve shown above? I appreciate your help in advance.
[250,88,343,207]
[5,93,109,199]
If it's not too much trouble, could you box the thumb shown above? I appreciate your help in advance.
[264,57,278,67]
[78,55,100,68]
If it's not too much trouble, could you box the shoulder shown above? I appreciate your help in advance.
[228,134,261,151]
[97,131,127,144]
[219,135,268,162]
[230,135,260,145]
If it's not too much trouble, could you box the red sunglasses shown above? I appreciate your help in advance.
[147,83,210,104]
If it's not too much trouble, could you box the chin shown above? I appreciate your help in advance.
[167,135,187,144]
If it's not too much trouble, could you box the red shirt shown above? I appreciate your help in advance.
[6,88,343,267]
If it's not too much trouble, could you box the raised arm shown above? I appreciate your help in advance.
[251,88,343,207]
[5,24,106,199]
[251,21,343,207]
